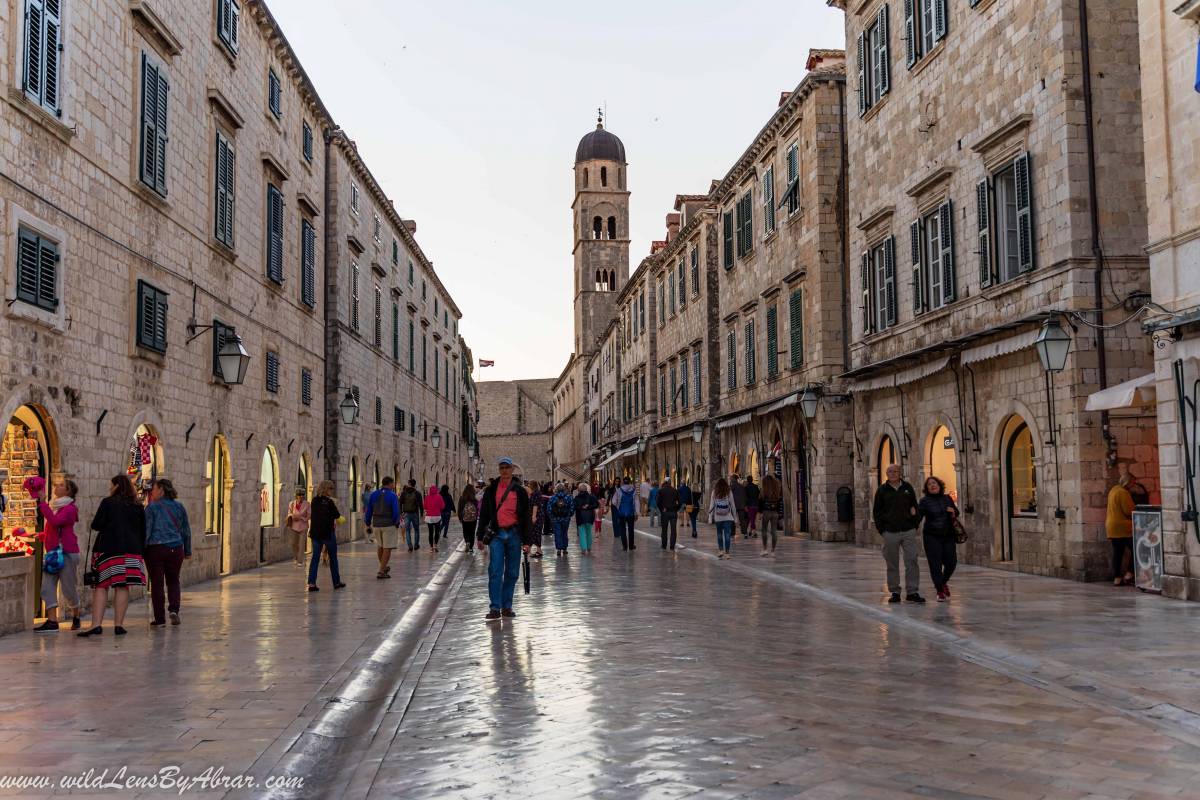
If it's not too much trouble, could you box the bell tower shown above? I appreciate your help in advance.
[571,111,629,357]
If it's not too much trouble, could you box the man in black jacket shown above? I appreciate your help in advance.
[872,464,923,604]
[656,478,682,550]
[476,457,532,621]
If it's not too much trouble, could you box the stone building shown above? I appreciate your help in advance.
[1138,0,1200,599]
[708,51,851,538]
[323,130,469,534]
[832,0,1152,580]
[477,378,554,482]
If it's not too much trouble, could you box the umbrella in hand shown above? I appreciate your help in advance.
[523,551,531,595]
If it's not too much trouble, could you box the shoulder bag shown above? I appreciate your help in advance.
[479,481,517,546]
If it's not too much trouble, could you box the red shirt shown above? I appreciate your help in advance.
[495,478,519,528]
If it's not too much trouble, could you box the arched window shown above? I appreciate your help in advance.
[607,216,617,239]
[583,168,589,187]
[876,435,897,486]
[1004,418,1037,517]
[608,270,616,291]
[595,270,603,291]
[601,166,608,187]
[593,216,603,239]
[929,424,958,502]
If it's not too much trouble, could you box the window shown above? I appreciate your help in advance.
[392,239,399,265]
[373,284,382,347]
[723,211,735,269]
[217,0,240,54]
[601,166,607,187]
[408,318,414,371]
[608,216,617,239]
[669,363,678,414]
[783,144,800,216]
[690,247,700,297]
[1005,419,1037,517]
[679,355,690,410]
[351,183,360,214]
[762,166,776,235]
[861,237,897,335]
[726,329,737,390]
[639,292,646,331]
[422,280,427,300]
[211,320,235,378]
[744,319,756,385]
[422,333,427,382]
[693,350,702,406]
[668,271,676,316]
[265,351,279,394]
[136,280,168,353]
[904,0,947,68]
[15,227,59,312]
[300,218,316,308]
[22,0,63,114]
[375,397,382,426]
[677,259,686,309]
[639,373,646,414]
[392,303,400,361]
[350,261,360,331]
[139,53,169,197]
[982,154,1034,286]
[736,192,754,258]
[408,260,414,284]
[409,412,415,437]
[766,305,778,378]
[302,121,313,163]
[911,200,955,313]
[301,368,312,406]
[268,68,281,118]
[214,132,236,247]
[434,297,439,317]
[434,349,440,390]
[789,288,804,369]
[659,369,667,417]
[857,5,890,115]
[657,280,665,327]
[266,184,283,284]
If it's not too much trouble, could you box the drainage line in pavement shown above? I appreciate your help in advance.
[635,528,1200,751]
[257,544,471,800]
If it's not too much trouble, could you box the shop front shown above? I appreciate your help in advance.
[0,403,59,625]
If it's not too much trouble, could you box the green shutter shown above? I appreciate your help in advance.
[939,200,955,302]
[766,305,778,377]
[856,31,866,115]
[884,236,897,328]
[16,228,40,306]
[745,319,756,385]
[910,219,923,314]
[301,219,316,307]
[267,184,283,283]
[789,289,804,369]
[350,261,359,330]
[860,251,871,334]
[977,178,993,288]
[723,211,734,268]
[934,0,948,41]
[904,0,917,67]
[1015,152,1034,273]
[727,330,737,389]
[877,5,890,97]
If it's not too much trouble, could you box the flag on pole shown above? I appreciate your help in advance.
[479,359,495,368]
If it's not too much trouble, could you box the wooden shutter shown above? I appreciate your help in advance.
[266,351,279,393]
[693,350,702,405]
[16,228,40,306]
[884,236,897,328]
[24,0,43,102]
[976,179,993,288]
[934,0,948,42]
[215,133,235,246]
[374,285,383,347]
[408,319,414,371]
[727,330,736,389]
[42,0,60,112]
[938,200,955,302]
[745,319,756,384]
[302,122,313,162]
[301,369,312,406]
[301,219,316,307]
[856,31,866,116]
[392,303,400,360]
[860,251,871,334]
[763,168,776,233]
[1015,153,1034,273]
[229,0,240,51]
[789,288,804,368]
[153,69,168,193]
[36,235,57,311]
[137,54,168,194]
[877,5,890,97]
[678,259,686,308]
[137,281,168,352]
[267,185,283,283]
[690,248,699,296]
[904,0,917,67]
[766,305,778,377]
[350,261,360,330]
[723,211,734,267]
[910,219,923,314]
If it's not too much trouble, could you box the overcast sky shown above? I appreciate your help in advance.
[271,1,845,382]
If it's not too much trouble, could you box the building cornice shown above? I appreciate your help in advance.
[244,1,335,128]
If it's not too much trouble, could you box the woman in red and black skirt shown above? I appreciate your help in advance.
[79,475,146,637]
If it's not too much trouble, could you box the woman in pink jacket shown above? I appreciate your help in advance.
[423,485,445,552]
[33,479,81,632]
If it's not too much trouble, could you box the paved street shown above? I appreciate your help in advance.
[5,525,1200,797]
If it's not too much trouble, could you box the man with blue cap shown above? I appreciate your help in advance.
[476,456,532,621]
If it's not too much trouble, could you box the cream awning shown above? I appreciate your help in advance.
[1085,373,1157,411]
[595,444,638,469]
[960,329,1039,366]
[716,412,752,430]
[761,392,800,415]
[850,356,951,393]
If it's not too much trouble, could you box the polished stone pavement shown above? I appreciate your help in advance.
[4,523,1200,798]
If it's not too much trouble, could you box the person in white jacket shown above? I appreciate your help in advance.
[707,477,738,559]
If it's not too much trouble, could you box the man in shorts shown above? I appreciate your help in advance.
[365,477,401,579]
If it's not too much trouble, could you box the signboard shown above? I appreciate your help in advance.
[943,435,955,449]
[1132,505,1163,593]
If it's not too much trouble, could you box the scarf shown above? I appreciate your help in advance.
[50,496,75,511]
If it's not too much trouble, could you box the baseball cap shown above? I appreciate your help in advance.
[498,457,513,466]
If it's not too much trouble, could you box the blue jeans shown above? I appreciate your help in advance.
[308,536,341,585]
[715,521,734,552]
[488,527,522,611]
[440,510,452,536]
[404,513,420,548]
[552,518,571,551]
[688,509,699,536]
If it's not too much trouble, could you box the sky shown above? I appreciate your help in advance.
[270,1,846,382]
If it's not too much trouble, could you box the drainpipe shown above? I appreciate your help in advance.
[322,128,338,481]
[837,81,851,373]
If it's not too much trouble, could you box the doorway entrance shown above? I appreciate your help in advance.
[207,436,233,574]
[2,404,58,618]
[929,424,958,503]
[259,447,278,563]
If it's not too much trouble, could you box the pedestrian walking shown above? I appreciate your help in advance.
[708,478,738,558]
[143,478,191,626]
[917,476,959,601]
[32,478,81,632]
[477,457,532,621]
[526,481,545,559]
[639,477,651,515]
[423,485,445,551]
[438,484,455,539]
[307,480,345,592]
[595,488,607,538]
[745,476,760,536]
[1107,469,1136,586]
[285,490,310,566]
[730,475,750,538]
[873,464,923,603]
[614,476,639,551]
[574,482,598,555]
[657,477,682,551]
[457,483,479,552]
[360,481,375,544]
[648,481,661,527]
[547,483,575,555]
[678,480,698,538]
[366,477,401,579]
[78,475,146,637]
[400,480,423,551]
[758,475,783,557]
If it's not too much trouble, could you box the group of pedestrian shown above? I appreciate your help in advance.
[871,464,960,603]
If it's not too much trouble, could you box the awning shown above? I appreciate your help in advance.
[960,329,1039,366]
[1085,373,1157,411]
[761,392,800,415]
[595,444,638,469]
[716,412,752,430]
[850,356,951,393]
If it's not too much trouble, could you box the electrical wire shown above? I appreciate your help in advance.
[1066,304,1151,331]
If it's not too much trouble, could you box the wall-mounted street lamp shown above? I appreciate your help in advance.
[1035,317,1071,520]
[691,422,704,444]
[338,391,359,425]
[800,386,820,420]
[432,428,442,449]
[186,320,251,386]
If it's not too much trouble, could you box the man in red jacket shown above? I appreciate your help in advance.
[476,457,532,621]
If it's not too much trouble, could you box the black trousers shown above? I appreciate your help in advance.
[462,520,477,549]
[923,531,957,590]
[660,513,678,549]
[617,516,636,550]
[1111,537,1132,579]
[737,509,749,537]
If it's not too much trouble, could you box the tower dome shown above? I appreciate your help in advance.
[575,116,626,164]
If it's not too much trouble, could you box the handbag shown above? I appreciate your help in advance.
[43,545,64,575]
[953,518,968,545]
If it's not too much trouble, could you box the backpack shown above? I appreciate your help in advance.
[713,498,731,516]
[551,495,570,518]
[400,490,419,514]
[460,501,478,523]
[617,486,636,517]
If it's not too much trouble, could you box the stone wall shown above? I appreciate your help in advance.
[477,379,554,482]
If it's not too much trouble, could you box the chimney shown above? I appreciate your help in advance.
[665,212,681,243]
[402,219,417,234]
[778,91,792,108]
[650,240,667,254]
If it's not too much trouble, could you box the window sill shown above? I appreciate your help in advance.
[5,297,66,334]
[762,229,779,247]
[908,38,946,78]
[265,109,282,132]
[786,209,805,228]
[213,35,238,68]
[860,93,890,123]
[132,180,170,209]
[5,87,74,143]
[208,237,238,263]
[131,346,166,367]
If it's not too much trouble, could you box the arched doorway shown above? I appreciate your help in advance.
[349,456,360,512]
[127,423,164,499]
[794,425,810,534]
[929,424,958,502]
[296,452,314,557]
[259,447,279,563]
[728,449,740,476]
[2,404,59,617]
[206,436,233,574]
[877,435,897,486]
[748,448,759,482]
[1000,415,1037,562]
